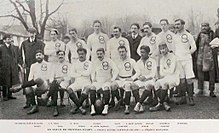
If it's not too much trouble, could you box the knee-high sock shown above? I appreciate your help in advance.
[77,90,82,99]
[90,90,96,105]
[27,92,36,105]
[103,90,110,105]
[111,89,121,101]
[124,91,131,105]
[78,93,88,106]
[50,81,60,106]
[132,89,140,103]
[139,90,152,104]
[159,90,168,104]
[69,92,80,107]
[187,83,194,97]
[59,89,65,100]
[120,88,124,99]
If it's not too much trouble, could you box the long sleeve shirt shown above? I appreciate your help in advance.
[136,58,157,79]
[157,30,176,53]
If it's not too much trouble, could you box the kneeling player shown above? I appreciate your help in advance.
[66,48,92,115]
[90,48,119,115]
[114,46,140,114]
[134,45,157,113]
[149,43,180,112]
[11,50,50,114]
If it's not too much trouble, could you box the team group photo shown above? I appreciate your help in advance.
[0,0,219,120]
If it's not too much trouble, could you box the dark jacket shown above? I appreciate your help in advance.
[126,34,142,61]
[193,30,219,82]
[0,43,20,87]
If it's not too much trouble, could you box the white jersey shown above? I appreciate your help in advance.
[91,57,118,83]
[106,36,130,61]
[157,30,176,53]
[65,39,90,63]
[115,58,140,80]
[175,30,196,61]
[44,40,66,62]
[70,59,92,82]
[137,58,157,79]
[28,60,51,81]
[87,32,109,60]
[160,53,179,77]
[137,33,158,58]
[50,60,72,82]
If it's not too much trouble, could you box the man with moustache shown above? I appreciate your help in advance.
[87,20,109,62]
[126,23,142,61]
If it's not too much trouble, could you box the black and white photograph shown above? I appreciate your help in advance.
[0,0,219,132]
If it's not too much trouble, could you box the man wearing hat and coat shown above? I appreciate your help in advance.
[0,34,20,101]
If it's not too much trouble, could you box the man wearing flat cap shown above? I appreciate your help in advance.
[19,27,45,108]
[0,34,20,101]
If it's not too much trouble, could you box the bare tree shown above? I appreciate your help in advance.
[0,0,64,38]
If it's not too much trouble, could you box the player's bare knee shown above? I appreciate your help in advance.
[110,82,119,91]
[25,87,33,95]
[66,87,73,94]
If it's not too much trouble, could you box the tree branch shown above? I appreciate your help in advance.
[48,0,64,17]
[15,0,30,14]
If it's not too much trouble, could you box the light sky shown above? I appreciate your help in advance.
[0,0,218,29]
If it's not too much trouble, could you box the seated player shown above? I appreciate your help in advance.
[46,50,72,117]
[11,50,51,114]
[66,48,92,115]
[133,45,157,113]
[149,43,180,112]
[90,48,119,115]
[114,46,140,114]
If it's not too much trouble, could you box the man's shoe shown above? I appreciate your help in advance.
[134,102,141,112]
[210,91,216,98]
[124,105,130,115]
[109,100,115,108]
[178,96,187,105]
[149,103,162,112]
[53,106,59,117]
[70,107,79,114]
[8,96,16,100]
[23,104,31,109]
[47,100,54,107]
[163,102,171,112]
[79,107,86,115]
[3,97,8,101]
[188,97,195,106]
[37,97,47,106]
[27,105,39,114]
[139,105,144,113]
[114,99,122,111]
[102,105,109,115]
[196,90,204,97]
[60,100,65,107]
[90,105,96,116]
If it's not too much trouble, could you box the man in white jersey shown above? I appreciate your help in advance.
[66,48,92,115]
[65,28,90,63]
[87,20,109,61]
[44,29,66,62]
[106,26,130,61]
[149,43,180,111]
[114,46,140,114]
[157,19,176,53]
[137,22,159,59]
[11,50,51,114]
[90,48,119,115]
[133,45,157,113]
[46,50,72,116]
[174,19,196,106]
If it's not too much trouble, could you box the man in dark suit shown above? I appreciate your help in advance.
[126,23,142,61]
[0,34,20,101]
[19,27,45,108]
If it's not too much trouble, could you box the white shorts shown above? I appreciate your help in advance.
[135,79,155,89]
[115,79,133,88]
[68,80,91,92]
[155,74,180,90]
[92,81,111,91]
[178,60,195,79]
[60,80,70,89]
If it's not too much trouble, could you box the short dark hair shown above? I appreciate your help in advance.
[50,29,59,35]
[96,48,105,54]
[63,35,70,40]
[118,45,127,51]
[77,47,87,55]
[143,22,152,28]
[175,19,185,25]
[35,49,44,55]
[56,50,65,55]
[131,23,140,29]
[113,26,122,32]
[3,34,11,40]
[69,28,77,34]
[140,45,150,53]
[93,20,102,26]
[160,19,169,24]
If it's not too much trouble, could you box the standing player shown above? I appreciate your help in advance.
[19,27,45,108]
[90,48,119,115]
[106,26,130,62]
[66,48,92,115]
[174,19,196,105]
[114,46,140,114]
[133,45,157,113]
[157,19,176,53]
[87,20,109,61]
[149,43,180,111]
[65,28,90,63]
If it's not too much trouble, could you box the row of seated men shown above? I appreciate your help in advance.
[11,42,194,117]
